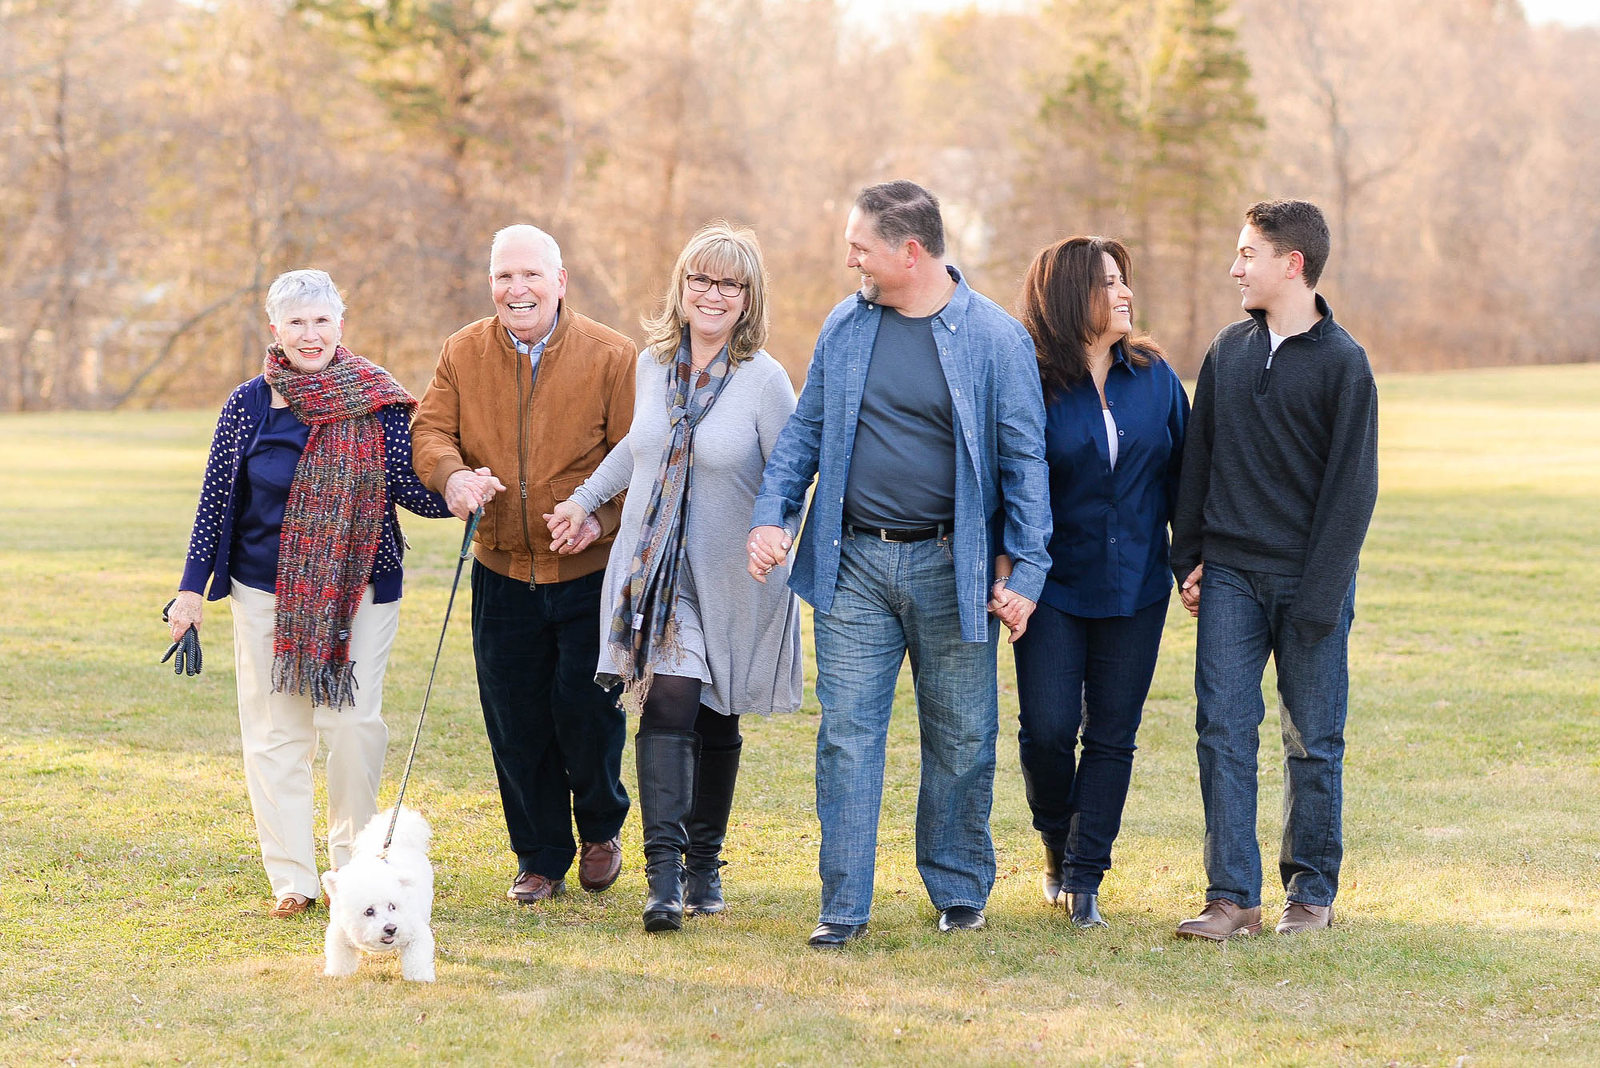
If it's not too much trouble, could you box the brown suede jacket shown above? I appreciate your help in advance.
[412,305,636,584]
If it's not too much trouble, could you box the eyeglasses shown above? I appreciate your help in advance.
[685,273,747,298]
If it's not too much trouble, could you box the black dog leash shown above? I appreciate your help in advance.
[381,507,481,855]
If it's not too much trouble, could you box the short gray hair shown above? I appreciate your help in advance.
[265,269,345,326]
[855,180,945,258]
[489,224,563,272]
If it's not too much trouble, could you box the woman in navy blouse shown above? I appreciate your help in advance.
[166,270,453,919]
[994,237,1188,928]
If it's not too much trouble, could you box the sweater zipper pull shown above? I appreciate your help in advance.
[1255,352,1275,395]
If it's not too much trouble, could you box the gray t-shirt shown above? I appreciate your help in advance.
[844,308,957,528]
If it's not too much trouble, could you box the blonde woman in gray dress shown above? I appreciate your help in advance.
[546,221,802,932]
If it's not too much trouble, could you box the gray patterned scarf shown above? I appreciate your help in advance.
[606,335,736,709]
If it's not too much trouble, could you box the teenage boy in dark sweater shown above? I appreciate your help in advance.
[1169,199,1378,940]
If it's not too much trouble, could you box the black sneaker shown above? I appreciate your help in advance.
[808,921,867,948]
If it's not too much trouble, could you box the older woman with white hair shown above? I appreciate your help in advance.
[547,222,803,933]
[167,269,455,918]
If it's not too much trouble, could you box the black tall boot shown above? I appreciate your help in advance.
[636,729,699,933]
[684,740,741,916]
[1042,841,1066,907]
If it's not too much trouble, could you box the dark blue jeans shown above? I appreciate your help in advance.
[1013,594,1168,893]
[471,562,628,880]
[1194,562,1356,909]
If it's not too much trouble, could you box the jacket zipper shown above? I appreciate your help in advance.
[515,346,537,588]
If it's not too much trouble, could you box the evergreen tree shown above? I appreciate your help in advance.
[1027,0,1262,363]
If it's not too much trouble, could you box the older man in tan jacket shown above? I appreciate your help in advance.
[413,224,636,904]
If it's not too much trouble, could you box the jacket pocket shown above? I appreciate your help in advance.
[475,489,506,548]
[522,474,584,544]
[549,473,585,508]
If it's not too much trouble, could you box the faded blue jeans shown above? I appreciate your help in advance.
[812,530,1000,926]
[1195,562,1357,910]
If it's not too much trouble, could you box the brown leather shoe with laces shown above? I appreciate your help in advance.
[1174,898,1262,941]
[578,836,623,892]
[1275,901,1333,934]
[269,895,313,918]
[507,871,565,904]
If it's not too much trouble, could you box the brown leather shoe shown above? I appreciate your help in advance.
[578,836,623,892]
[1175,898,1262,941]
[1275,901,1333,934]
[507,871,565,904]
[269,895,313,918]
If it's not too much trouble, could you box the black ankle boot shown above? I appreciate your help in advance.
[1066,892,1107,929]
[685,740,741,916]
[636,729,699,933]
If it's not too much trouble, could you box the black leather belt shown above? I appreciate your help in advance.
[848,523,949,543]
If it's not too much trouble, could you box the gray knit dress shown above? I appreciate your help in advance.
[570,349,803,717]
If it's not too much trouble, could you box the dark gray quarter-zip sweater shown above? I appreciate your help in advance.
[1170,295,1378,639]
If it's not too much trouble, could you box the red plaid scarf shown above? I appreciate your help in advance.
[263,345,415,709]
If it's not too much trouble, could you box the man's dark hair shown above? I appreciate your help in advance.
[855,180,945,258]
[1244,199,1331,288]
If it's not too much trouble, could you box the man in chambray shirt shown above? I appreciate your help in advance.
[748,180,1051,946]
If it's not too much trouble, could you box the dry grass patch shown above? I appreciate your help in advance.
[3,364,1600,1064]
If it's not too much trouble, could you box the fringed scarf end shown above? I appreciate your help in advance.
[271,653,359,711]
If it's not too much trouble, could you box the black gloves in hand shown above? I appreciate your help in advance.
[161,598,204,676]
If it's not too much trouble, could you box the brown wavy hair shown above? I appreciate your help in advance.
[1020,236,1163,400]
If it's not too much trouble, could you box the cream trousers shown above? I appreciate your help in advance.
[230,580,398,900]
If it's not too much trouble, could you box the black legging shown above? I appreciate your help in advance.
[639,674,741,745]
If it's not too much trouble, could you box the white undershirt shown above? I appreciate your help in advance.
[1103,407,1120,470]
[1268,328,1288,353]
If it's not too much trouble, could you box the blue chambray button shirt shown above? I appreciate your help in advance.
[751,266,1052,642]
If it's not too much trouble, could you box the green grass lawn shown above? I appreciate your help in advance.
[3,363,1599,1065]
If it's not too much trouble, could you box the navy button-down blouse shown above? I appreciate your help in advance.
[1039,342,1189,618]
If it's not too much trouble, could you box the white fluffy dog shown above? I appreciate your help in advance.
[321,806,436,982]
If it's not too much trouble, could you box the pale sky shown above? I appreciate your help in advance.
[1519,0,1600,26]
[843,0,1600,28]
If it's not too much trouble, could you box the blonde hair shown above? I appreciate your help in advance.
[642,221,769,363]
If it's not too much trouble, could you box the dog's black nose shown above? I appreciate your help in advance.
[383,924,397,936]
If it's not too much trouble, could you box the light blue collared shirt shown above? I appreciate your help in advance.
[506,313,558,385]
[751,266,1051,642]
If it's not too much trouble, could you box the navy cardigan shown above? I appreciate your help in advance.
[179,376,451,604]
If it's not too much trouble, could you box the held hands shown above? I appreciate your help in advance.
[986,554,1036,643]
[543,501,602,555]
[444,467,506,521]
[747,525,791,583]
[1179,563,1203,617]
